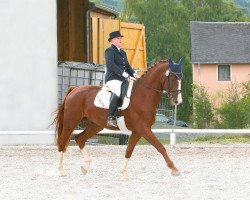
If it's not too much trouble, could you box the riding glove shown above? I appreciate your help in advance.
[133,73,140,79]
[122,72,129,78]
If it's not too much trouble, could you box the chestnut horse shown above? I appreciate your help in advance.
[54,58,183,176]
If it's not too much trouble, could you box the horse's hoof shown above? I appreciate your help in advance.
[59,171,66,177]
[171,170,181,176]
[81,166,88,175]
[58,167,66,177]
[120,170,128,179]
[59,173,66,177]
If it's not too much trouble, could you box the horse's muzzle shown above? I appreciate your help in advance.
[170,93,183,106]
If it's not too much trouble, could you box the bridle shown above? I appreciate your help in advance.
[142,69,182,96]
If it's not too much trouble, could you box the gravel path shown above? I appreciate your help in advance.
[0,144,250,200]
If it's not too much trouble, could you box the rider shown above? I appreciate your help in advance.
[105,30,139,127]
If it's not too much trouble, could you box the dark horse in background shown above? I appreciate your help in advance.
[53,58,184,176]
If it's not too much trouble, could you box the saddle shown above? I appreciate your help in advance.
[94,77,135,133]
[94,78,135,110]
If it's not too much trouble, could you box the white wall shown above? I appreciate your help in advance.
[0,0,57,135]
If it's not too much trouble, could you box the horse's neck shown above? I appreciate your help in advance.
[143,67,164,89]
[132,66,165,112]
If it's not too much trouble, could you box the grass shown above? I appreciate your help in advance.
[138,134,250,145]
[192,134,250,143]
[70,133,250,146]
[137,138,170,145]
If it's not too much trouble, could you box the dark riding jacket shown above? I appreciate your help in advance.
[105,44,135,83]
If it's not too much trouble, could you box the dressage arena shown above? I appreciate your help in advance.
[0,144,250,200]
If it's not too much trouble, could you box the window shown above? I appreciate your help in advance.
[218,65,231,81]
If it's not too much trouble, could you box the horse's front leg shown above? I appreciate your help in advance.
[121,132,141,177]
[139,126,180,176]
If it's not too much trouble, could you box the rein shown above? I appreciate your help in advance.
[142,82,167,94]
[141,71,182,96]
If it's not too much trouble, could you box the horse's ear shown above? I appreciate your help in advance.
[178,57,184,66]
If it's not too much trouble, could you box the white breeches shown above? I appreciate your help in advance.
[106,80,122,97]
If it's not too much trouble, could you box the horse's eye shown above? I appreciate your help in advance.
[170,76,176,82]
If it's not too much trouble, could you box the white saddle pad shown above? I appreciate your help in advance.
[94,78,135,110]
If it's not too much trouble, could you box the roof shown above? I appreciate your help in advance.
[190,21,250,64]
[89,2,118,17]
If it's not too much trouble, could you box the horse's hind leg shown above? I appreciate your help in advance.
[58,116,82,176]
[75,120,103,149]
[58,123,77,176]
[75,120,103,174]
[121,132,141,176]
[58,151,66,176]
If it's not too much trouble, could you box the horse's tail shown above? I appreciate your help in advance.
[53,86,77,148]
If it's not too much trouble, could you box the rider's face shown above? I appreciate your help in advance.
[111,37,122,48]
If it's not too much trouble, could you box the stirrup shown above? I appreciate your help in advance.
[107,118,117,127]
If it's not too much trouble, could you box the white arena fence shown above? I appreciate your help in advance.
[77,129,250,145]
[0,129,249,145]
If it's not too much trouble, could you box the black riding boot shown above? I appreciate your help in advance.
[107,93,120,127]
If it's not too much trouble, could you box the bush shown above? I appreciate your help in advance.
[217,100,247,128]
[191,84,215,128]
[242,78,250,99]
[216,81,250,128]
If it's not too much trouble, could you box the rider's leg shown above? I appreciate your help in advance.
[107,93,120,127]
[106,80,122,127]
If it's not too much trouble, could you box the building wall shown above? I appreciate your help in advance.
[193,63,250,104]
[0,0,57,133]
[57,0,89,62]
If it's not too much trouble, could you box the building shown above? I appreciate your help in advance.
[57,0,147,69]
[190,21,250,105]
[0,0,146,144]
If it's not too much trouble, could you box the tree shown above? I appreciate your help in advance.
[122,0,192,121]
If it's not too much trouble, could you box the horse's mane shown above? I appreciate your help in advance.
[140,59,168,79]
[132,60,168,92]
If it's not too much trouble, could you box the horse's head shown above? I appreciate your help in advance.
[161,58,184,106]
